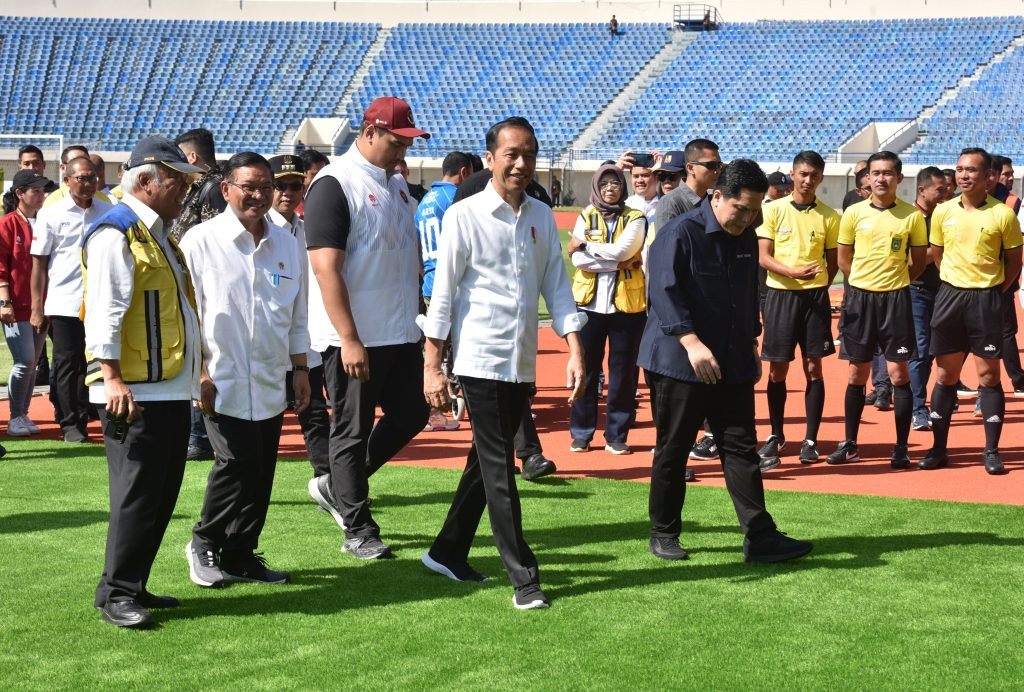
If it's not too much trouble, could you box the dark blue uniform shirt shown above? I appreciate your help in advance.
[638,202,762,384]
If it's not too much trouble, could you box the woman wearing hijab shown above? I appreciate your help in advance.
[566,164,648,454]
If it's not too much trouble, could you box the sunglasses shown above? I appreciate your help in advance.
[274,180,304,193]
[688,160,723,172]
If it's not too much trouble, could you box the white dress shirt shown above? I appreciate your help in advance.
[32,193,112,316]
[418,181,586,383]
[84,192,202,403]
[180,210,311,421]
[267,207,322,369]
[571,212,646,314]
[625,193,658,226]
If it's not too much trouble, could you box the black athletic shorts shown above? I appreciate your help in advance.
[930,282,1004,358]
[761,287,836,361]
[838,285,916,362]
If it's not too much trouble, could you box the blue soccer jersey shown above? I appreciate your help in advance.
[416,181,458,297]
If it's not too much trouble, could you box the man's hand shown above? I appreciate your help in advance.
[680,334,722,384]
[424,367,451,412]
[0,305,15,326]
[198,373,217,416]
[788,264,820,281]
[292,370,311,414]
[30,309,47,334]
[341,338,369,382]
[566,350,585,403]
[104,376,140,422]
[615,151,637,171]
[618,253,643,270]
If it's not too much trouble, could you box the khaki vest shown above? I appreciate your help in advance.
[81,204,195,385]
[571,206,647,313]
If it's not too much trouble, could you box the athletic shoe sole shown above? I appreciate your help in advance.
[185,541,224,588]
[308,476,347,531]
[513,594,550,610]
[604,445,632,455]
[421,552,488,582]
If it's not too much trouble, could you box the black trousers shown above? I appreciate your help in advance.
[50,315,89,433]
[95,400,190,607]
[286,365,331,477]
[648,373,776,539]
[513,383,541,461]
[322,342,430,538]
[431,377,539,588]
[1001,291,1024,389]
[192,413,284,560]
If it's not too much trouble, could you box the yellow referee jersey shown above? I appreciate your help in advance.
[838,198,927,292]
[756,196,840,290]
[930,195,1023,289]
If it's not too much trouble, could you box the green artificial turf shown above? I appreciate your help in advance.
[1,440,1022,690]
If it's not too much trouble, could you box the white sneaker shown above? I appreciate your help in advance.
[20,416,41,434]
[424,409,460,432]
[7,416,31,437]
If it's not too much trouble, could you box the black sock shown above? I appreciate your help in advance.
[979,385,1005,451]
[893,383,912,446]
[766,379,787,439]
[929,383,957,452]
[844,384,865,442]
[804,379,825,443]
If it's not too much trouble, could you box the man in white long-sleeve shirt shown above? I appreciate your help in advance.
[181,152,311,589]
[82,136,204,628]
[419,117,586,610]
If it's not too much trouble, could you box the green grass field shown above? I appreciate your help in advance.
[1,439,1022,689]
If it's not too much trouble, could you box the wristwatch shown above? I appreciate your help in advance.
[0,300,11,308]
[572,241,588,254]
[293,365,309,372]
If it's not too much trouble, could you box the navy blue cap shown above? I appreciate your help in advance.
[653,150,685,173]
[126,136,204,174]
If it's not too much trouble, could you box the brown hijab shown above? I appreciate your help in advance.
[589,163,627,227]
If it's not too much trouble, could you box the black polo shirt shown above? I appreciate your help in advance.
[638,202,761,384]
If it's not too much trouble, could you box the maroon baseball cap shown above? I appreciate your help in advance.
[363,97,431,140]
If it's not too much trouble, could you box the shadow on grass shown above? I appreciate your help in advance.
[0,510,109,534]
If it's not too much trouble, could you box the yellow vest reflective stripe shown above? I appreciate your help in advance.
[81,204,195,385]
[570,206,647,313]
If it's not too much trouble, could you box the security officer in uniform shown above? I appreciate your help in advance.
[83,136,204,628]
[921,148,1023,474]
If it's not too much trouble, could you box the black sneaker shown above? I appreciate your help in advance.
[825,440,860,465]
[744,528,813,563]
[569,438,590,453]
[185,540,225,588]
[512,583,550,610]
[648,536,688,561]
[983,449,1007,475]
[1014,387,1024,398]
[308,475,346,531]
[421,551,488,582]
[342,535,393,560]
[684,468,696,482]
[873,386,892,411]
[604,441,632,455]
[521,454,556,481]
[689,434,719,460]
[222,553,290,584]
[799,440,821,464]
[890,443,911,469]
[758,435,785,459]
[956,381,978,397]
[864,389,879,405]
[186,445,215,461]
[917,448,949,470]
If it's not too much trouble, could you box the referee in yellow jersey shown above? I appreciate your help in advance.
[830,151,927,468]
[756,151,840,468]
[920,148,1023,474]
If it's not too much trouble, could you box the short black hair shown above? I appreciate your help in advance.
[792,150,825,172]
[960,147,992,170]
[1000,156,1013,167]
[989,154,1007,172]
[441,151,473,177]
[60,145,89,165]
[485,117,538,155]
[942,168,955,178]
[175,128,218,167]
[18,145,43,161]
[714,158,768,198]
[684,138,719,163]
[467,153,483,173]
[299,149,329,169]
[222,151,272,181]
[855,168,870,187]
[867,150,902,175]
[916,166,945,188]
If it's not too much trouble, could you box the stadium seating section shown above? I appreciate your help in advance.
[1,16,1023,161]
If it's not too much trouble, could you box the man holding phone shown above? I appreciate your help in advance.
[82,136,204,628]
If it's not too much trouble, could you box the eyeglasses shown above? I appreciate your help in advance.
[69,175,98,184]
[227,181,274,198]
[598,179,623,190]
[274,180,304,193]
[688,160,723,172]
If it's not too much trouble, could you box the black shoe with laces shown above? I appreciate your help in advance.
[521,454,556,481]
[513,583,550,610]
[799,440,821,464]
[648,536,689,561]
[983,449,1006,475]
[744,528,813,563]
[421,551,488,582]
[890,443,911,469]
[825,440,860,465]
[873,386,892,411]
[689,435,719,460]
[342,535,393,560]
[221,553,289,584]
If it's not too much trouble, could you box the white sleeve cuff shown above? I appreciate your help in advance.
[553,310,587,338]
[416,313,452,341]
[87,344,122,360]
